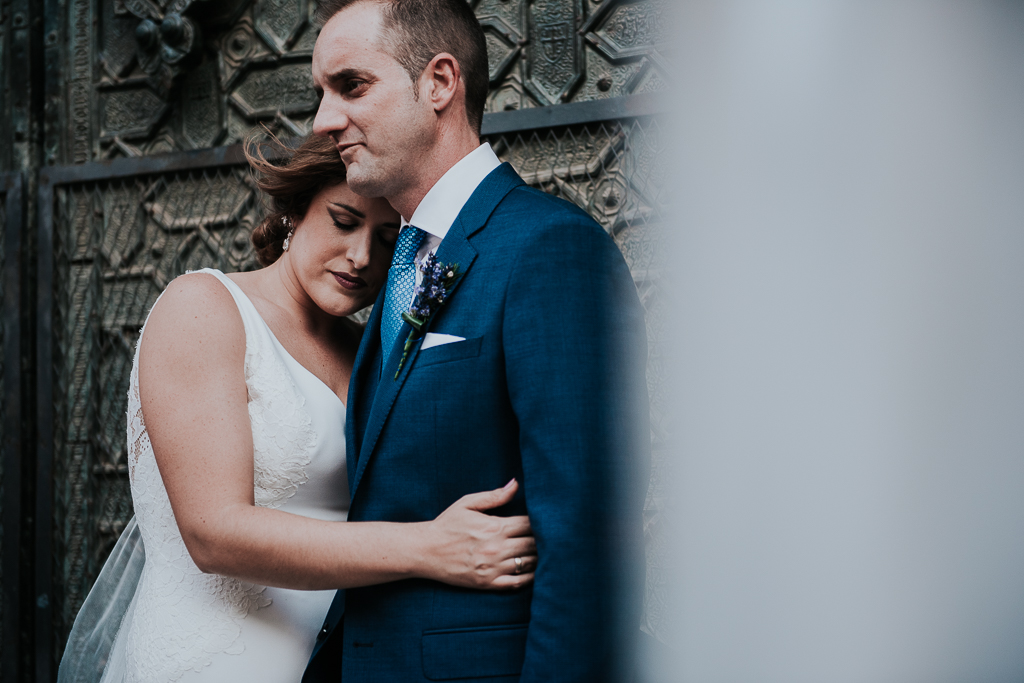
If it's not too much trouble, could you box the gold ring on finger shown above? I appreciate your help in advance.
[514,556,523,575]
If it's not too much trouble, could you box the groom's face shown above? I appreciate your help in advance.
[312,3,434,202]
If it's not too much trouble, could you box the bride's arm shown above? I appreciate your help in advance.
[138,273,535,591]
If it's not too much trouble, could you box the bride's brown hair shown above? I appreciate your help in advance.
[245,132,347,266]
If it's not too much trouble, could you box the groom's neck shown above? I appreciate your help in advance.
[388,121,482,220]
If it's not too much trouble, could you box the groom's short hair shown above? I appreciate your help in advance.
[315,0,489,134]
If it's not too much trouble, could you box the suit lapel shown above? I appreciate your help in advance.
[346,288,385,488]
[348,163,526,500]
[349,223,477,498]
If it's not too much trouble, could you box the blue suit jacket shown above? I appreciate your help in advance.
[304,163,650,683]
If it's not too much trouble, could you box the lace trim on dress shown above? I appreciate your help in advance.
[122,271,317,682]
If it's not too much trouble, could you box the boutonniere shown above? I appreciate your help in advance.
[394,254,462,378]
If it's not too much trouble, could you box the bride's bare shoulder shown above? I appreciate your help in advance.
[140,272,245,363]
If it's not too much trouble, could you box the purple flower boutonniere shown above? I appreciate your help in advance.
[394,254,462,379]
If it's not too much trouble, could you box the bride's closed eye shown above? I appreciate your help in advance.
[331,216,358,231]
[327,205,361,231]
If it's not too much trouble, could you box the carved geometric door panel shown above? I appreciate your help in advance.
[61,0,666,161]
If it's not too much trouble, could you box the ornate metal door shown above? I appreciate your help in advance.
[2,0,667,679]
[1,172,26,683]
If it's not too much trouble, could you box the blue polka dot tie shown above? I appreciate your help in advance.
[380,226,426,361]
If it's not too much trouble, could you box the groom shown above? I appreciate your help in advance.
[304,0,650,680]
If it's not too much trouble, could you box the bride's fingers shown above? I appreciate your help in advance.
[501,536,537,560]
[490,568,535,590]
[503,554,538,576]
[500,515,532,538]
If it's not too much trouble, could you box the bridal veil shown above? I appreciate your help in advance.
[57,517,144,683]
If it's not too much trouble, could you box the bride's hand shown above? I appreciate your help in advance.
[422,479,536,590]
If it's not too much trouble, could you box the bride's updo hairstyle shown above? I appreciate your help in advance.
[245,133,347,266]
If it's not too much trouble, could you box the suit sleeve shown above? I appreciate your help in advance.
[503,212,651,682]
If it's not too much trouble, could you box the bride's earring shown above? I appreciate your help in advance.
[281,216,294,252]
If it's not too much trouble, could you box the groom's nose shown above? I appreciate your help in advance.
[312,92,350,140]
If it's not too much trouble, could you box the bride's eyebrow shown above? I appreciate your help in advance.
[328,202,365,218]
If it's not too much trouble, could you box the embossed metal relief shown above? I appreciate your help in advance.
[480,15,523,86]
[525,0,584,104]
[582,0,667,61]
[65,0,667,161]
[255,0,309,55]
[230,61,319,119]
[475,0,667,113]
[180,59,225,149]
[126,0,248,86]
[79,1,322,161]
[100,86,169,140]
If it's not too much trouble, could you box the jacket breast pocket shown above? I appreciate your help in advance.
[421,623,528,680]
[415,336,483,369]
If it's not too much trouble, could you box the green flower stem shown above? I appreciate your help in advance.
[402,312,425,332]
[394,331,417,379]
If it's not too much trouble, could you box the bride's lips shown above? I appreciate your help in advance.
[332,271,367,290]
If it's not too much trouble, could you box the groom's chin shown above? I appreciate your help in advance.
[343,165,391,200]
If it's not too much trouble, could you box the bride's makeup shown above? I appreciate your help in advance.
[331,271,367,290]
[289,184,399,317]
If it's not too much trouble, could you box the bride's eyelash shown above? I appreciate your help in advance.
[332,217,357,230]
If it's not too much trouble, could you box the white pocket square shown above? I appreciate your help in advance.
[421,333,466,350]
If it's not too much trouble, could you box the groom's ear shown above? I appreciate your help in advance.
[423,53,463,116]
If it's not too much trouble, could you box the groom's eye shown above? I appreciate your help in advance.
[343,79,368,96]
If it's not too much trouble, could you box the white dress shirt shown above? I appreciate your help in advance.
[400,143,501,278]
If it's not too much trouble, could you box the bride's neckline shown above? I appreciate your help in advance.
[216,272,347,409]
[260,316,347,411]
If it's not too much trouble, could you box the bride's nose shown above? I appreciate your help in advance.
[345,230,372,270]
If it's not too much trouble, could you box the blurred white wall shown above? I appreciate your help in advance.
[658,2,1024,681]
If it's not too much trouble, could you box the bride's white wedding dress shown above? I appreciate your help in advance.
[59,268,349,683]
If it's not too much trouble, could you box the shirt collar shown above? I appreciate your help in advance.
[400,143,501,240]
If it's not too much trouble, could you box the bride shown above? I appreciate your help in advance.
[58,135,537,683]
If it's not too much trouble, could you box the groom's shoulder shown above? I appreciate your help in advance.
[498,183,592,223]
[492,183,606,241]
